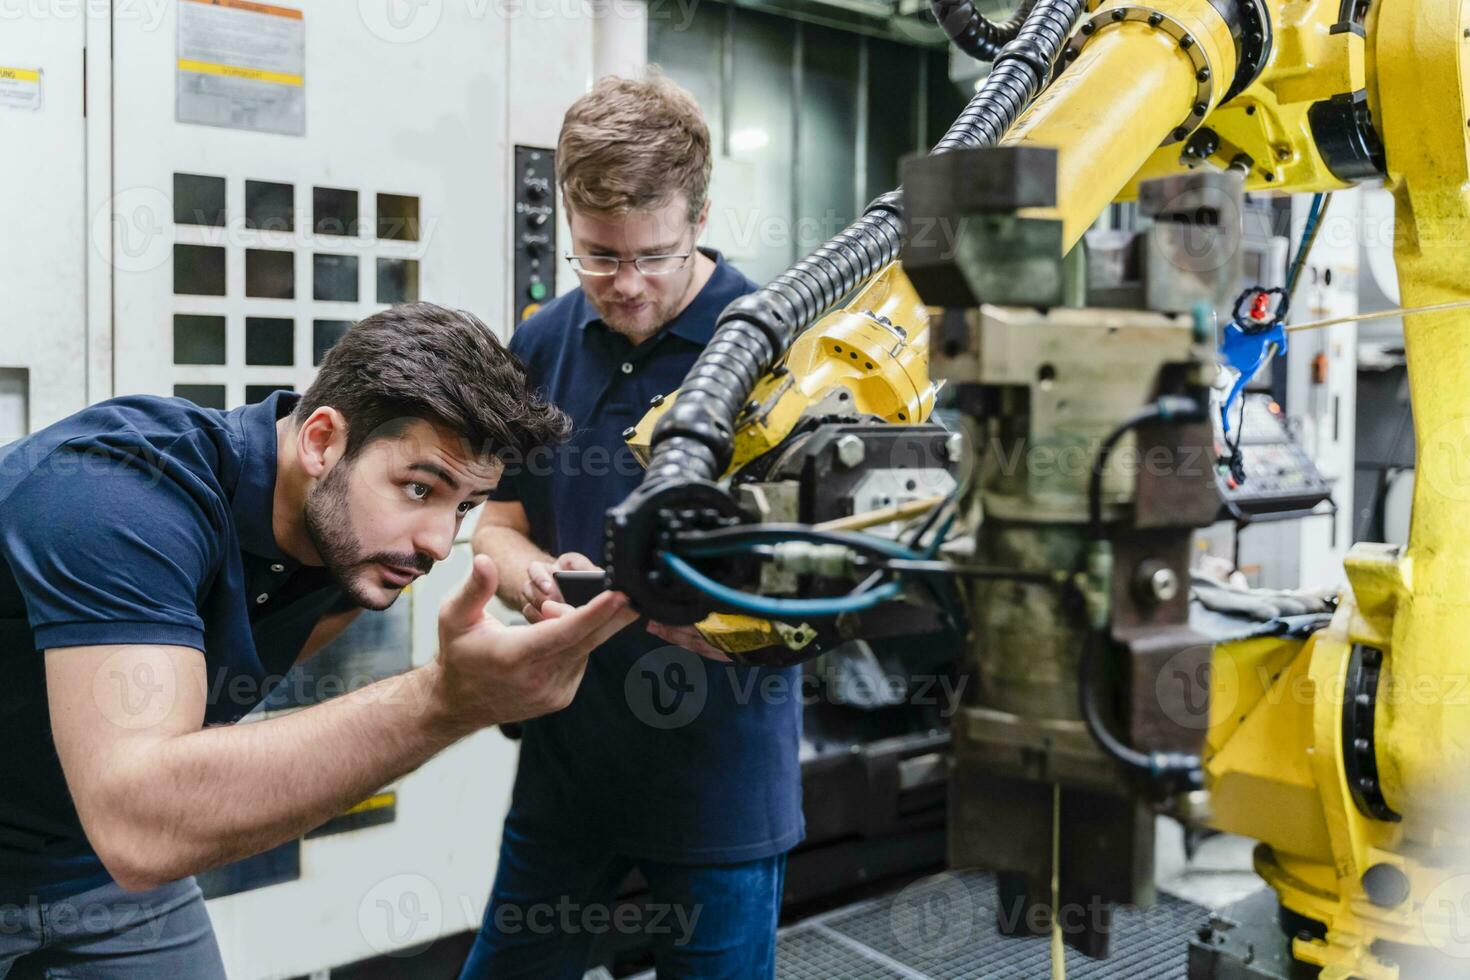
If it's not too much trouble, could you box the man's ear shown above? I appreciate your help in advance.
[694,199,711,240]
[297,407,348,479]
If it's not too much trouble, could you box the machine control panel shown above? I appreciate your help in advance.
[513,145,555,326]
[1217,394,1335,518]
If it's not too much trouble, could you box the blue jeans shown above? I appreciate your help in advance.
[459,822,786,980]
[0,877,225,979]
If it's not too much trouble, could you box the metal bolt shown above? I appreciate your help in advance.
[1135,561,1180,604]
[1111,8,1125,20]
[1197,67,1211,82]
[1275,145,1292,161]
[1148,11,1163,26]
[835,434,866,469]
[650,393,665,406]
[1180,34,1194,49]
[621,426,637,440]
[1194,102,1207,116]
[1081,21,1095,35]
[1173,126,1190,142]
[1362,863,1411,909]
[1149,566,1180,602]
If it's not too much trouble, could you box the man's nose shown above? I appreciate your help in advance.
[414,514,455,563]
[612,260,644,294]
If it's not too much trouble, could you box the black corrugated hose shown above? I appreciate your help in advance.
[930,0,1040,62]
[638,0,1087,488]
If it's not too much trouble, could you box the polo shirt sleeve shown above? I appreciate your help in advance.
[1,445,221,653]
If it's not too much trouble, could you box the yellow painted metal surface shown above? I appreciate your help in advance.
[1004,0,1238,247]
[627,262,937,475]
[1123,0,1362,196]
[627,263,936,657]
[1372,0,1470,831]
[1204,9,1470,967]
[1189,5,1470,974]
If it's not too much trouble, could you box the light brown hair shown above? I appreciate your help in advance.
[557,71,712,224]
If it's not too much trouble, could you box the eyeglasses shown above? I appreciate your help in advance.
[564,249,695,277]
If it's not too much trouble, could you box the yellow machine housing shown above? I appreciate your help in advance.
[628,263,939,655]
[994,0,1470,973]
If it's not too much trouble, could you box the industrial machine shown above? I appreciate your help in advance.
[2,3,598,974]
[605,0,1470,977]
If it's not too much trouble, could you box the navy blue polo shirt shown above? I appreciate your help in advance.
[0,390,343,899]
[494,249,805,864]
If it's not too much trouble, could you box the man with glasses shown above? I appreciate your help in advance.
[460,74,801,978]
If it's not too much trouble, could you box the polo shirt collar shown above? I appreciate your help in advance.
[576,247,744,347]
[229,390,298,562]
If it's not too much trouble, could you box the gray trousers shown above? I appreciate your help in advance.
[0,878,225,979]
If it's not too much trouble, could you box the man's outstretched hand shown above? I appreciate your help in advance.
[431,554,637,730]
[522,553,730,663]
[520,551,599,623]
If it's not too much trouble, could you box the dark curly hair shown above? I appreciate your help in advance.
[294,302,569,459]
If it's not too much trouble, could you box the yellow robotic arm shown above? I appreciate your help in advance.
[993,0,1470,973]
[611,1,1468,970]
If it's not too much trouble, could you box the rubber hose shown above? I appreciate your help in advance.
[930,0,1039,62]
[640,0,1088,486]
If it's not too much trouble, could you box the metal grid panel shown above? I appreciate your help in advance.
[822,871,1208,979]
[778,929,915,980]
[625,870,1211,979]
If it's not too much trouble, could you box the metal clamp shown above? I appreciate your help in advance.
[1062,5,1217,146]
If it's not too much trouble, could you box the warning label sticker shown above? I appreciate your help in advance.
[177,0,305,136]
[0,66,42,111]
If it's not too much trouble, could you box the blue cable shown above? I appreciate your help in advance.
[660,551,903,618]
[1284,193,1324,296]
[1219,193,1325,440]
[923,511,958,559]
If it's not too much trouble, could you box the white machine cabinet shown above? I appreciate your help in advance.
[3,2,600,975]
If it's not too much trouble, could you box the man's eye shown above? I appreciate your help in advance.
[406,482,430,501]
[457,501,475,516]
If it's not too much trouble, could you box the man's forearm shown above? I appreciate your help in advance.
[98,661,469,890]
[473,524,552,608]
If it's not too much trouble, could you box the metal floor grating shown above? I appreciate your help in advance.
[810,870,1209,978]
[625,869,1212,979]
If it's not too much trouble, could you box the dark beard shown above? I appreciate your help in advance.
[303,460,429,611]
